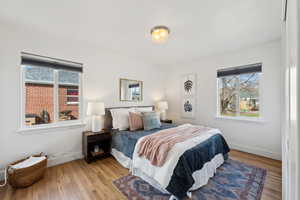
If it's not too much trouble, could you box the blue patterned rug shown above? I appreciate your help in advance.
[113,159,266,200]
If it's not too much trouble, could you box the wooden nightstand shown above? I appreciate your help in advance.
[82,130,112,163]
[161,119,173,124]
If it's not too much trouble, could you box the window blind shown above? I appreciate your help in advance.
[128,83,140,88]
[217,63,262,77]
[21,52,83,72]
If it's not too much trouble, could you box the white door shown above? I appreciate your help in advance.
[282,0,299,199]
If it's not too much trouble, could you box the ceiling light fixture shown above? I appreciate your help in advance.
[151,26,170,43]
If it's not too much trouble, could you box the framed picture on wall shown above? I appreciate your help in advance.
[181,74,196,97]
[181,73,197,119]
[181,98,196,118]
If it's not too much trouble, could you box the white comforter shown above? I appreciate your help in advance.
[131,124,224,191]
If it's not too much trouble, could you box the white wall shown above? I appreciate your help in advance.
[165,40,282,160]
[0,21,282,180]
[0,23,166,170]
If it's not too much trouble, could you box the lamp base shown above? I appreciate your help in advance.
[91,116,103,132]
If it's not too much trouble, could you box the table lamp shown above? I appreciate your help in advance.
[87,102,105,132]
[157,101,168,120]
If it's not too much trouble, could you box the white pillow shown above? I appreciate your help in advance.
[134,107,153,112]
[110,108,135,130]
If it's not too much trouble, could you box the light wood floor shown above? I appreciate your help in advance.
[0,150,282,200]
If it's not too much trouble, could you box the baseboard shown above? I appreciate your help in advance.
[229,143,282,160]
[48,151,83,167]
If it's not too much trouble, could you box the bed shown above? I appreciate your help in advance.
[105,106,230,199]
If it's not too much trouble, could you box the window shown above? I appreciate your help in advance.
[21,52,83,128]
[217,63,262,119]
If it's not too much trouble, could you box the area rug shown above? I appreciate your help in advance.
[113,159,266,200]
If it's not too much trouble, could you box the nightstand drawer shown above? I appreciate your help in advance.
[87,134,111,143]
[161,119,172,124]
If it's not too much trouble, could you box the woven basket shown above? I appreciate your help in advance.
[7,153,47,188]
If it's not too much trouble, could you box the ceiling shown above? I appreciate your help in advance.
[0,0,282,65]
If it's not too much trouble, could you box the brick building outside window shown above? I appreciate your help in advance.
[22,53,82,127]
[25,83,79,125]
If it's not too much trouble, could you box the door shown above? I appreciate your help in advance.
[282,0,299,199]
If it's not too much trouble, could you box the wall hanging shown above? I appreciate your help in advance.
[181,74,197,118]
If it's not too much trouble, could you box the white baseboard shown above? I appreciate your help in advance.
[229,143,282,160]
[47,151,83,167]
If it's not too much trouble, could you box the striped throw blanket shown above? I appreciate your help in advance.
[138,124,213,166]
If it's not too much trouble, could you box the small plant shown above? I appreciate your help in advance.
[40,110,50,123]
[59,110,77,121]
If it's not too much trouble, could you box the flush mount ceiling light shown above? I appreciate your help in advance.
[151,26,170,43]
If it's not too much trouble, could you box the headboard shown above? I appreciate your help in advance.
[104,105,155,129]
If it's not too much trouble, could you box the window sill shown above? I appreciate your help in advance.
[17,121,86,134]
[215,115,265,124]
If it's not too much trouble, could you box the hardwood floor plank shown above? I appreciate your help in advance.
[0,149,282,200]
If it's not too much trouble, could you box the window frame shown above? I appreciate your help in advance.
[216,69,264,123]
[19,65,84,132]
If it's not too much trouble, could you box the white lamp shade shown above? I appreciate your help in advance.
[87,102,105,116]
[157,101,168,111]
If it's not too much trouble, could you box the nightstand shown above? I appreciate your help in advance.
[82,130,112,163]
[161,119,173,124]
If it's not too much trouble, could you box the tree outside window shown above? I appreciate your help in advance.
[217,64,261,118]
